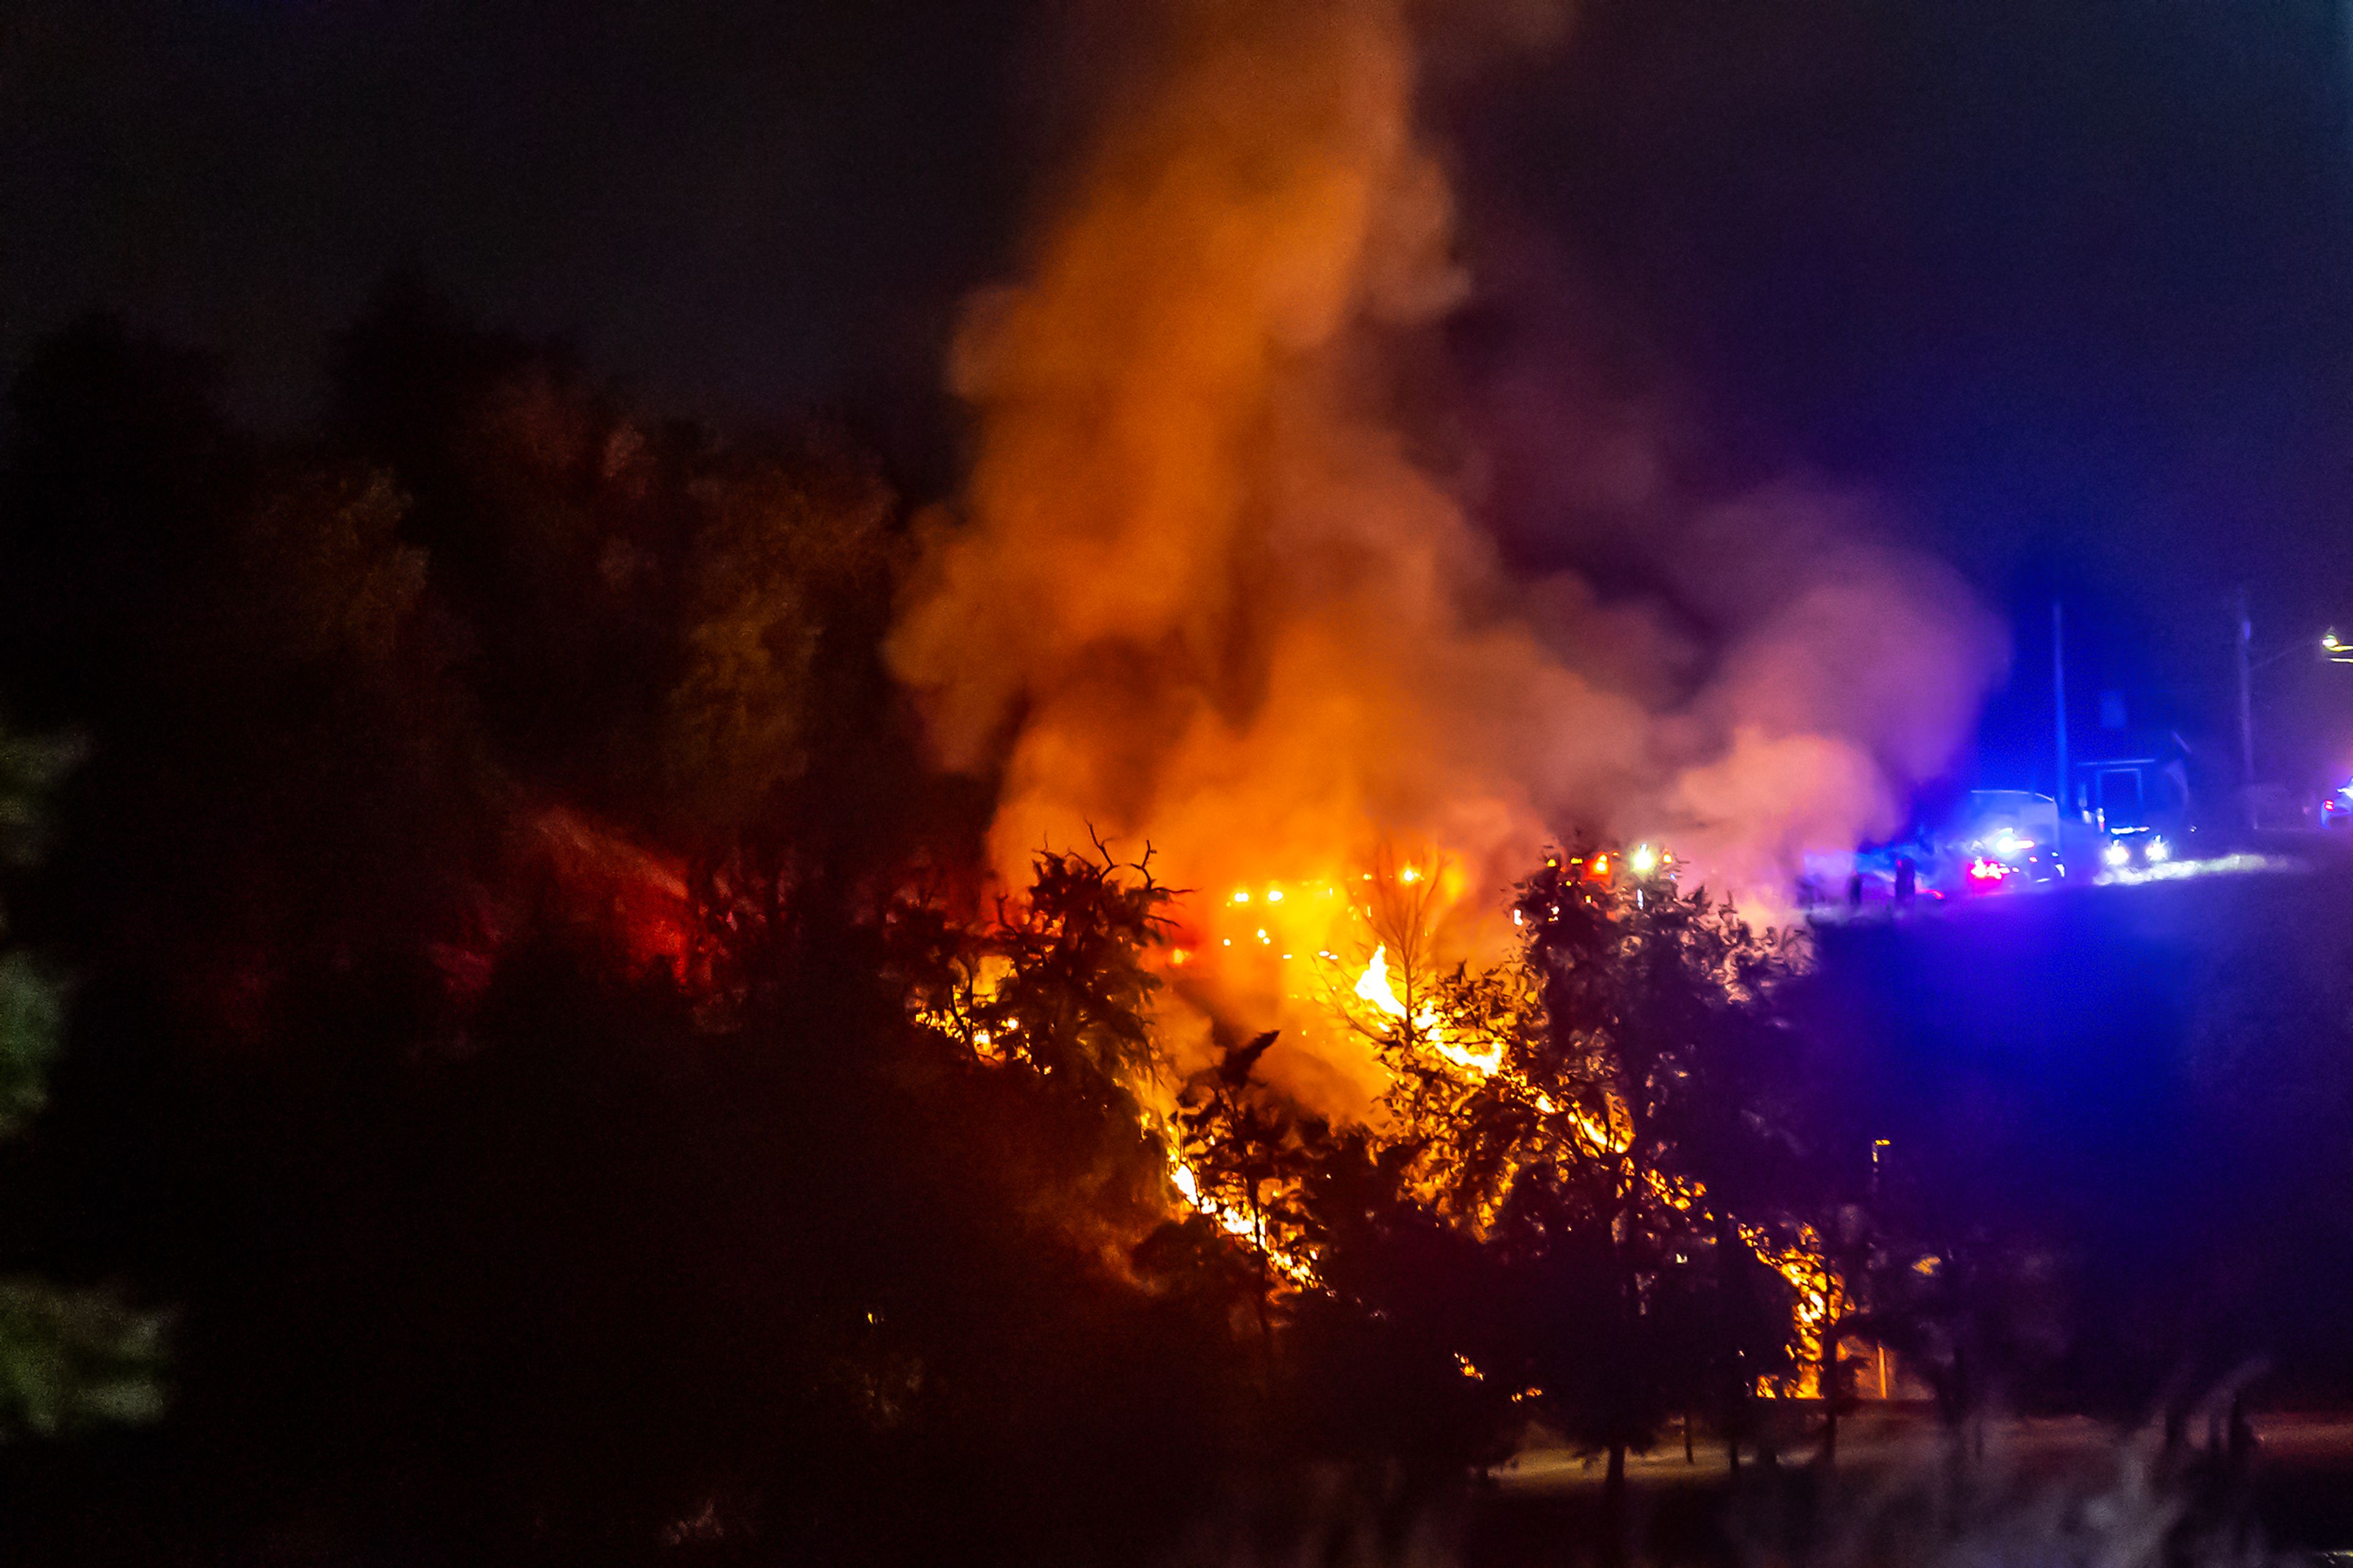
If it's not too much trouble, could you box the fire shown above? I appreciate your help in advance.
[1743,1224,1838,1398]
[1166,1156,1249,1244]
[1352,944,1411,1020]
[918,844,1833,1389]
[1164,1139,1317,1286]
[883,0,1667,1116]
[887,0,2001,1158]
[1347,937,1508,1078]
[852,0,1999,1415]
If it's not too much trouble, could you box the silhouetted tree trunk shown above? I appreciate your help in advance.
[1600,1199,1639,1550]
[1602,1441,1627,1568]
[1250,1189,1273,1365]
[1818,1303,1841,1470]
[1715,1210,1751,1477]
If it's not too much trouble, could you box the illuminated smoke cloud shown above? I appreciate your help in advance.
[889,0,2003,1102]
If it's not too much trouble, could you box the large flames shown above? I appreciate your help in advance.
[887,0,1961,1414]
[925,843,1841,1398]
[887,0,2001,1118]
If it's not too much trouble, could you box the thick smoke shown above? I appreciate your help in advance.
[889,0,2002,1105]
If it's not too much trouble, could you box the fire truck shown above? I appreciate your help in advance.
[2066,749,2189,873]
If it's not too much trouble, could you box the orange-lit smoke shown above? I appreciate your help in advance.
[889,0,2001,1107]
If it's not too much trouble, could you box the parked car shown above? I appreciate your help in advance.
[1939,790,2064,894]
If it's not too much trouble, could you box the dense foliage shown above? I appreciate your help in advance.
[0,302,2343,1565]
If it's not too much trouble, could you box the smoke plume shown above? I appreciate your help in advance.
[889,0,2003,1105]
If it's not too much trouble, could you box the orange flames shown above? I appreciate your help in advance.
[886,0,1620,1108]
[887,0,1937,1391]
[889,0,2001,1115]
[919,842,1836,1383]
[1744,1224,1839,1398]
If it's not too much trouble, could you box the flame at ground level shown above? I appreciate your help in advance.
[927,846,1836,1402]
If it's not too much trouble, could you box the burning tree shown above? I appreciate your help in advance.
[1170,1029,1314,1351]
[900,826,1864,1539]
[1287,849,1819,1510]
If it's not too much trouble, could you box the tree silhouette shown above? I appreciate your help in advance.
[1173,1028,1305,1357]
[0,725,165,1437]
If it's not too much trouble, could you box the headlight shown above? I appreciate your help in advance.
[2146,837,2170,863]
[2103,841,2131,868]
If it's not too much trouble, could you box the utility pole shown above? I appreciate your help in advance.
[2237,586,2257,790]
[2052,599,2069,810]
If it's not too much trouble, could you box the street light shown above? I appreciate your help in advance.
[2230,594,2349,820]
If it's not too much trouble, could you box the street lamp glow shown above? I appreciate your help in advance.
[1629,844,1659,876]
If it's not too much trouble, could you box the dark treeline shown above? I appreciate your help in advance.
[0,299,2346,1567]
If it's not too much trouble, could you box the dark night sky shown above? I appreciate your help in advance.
[2,0,1038,429]
[10,0,2353,789]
